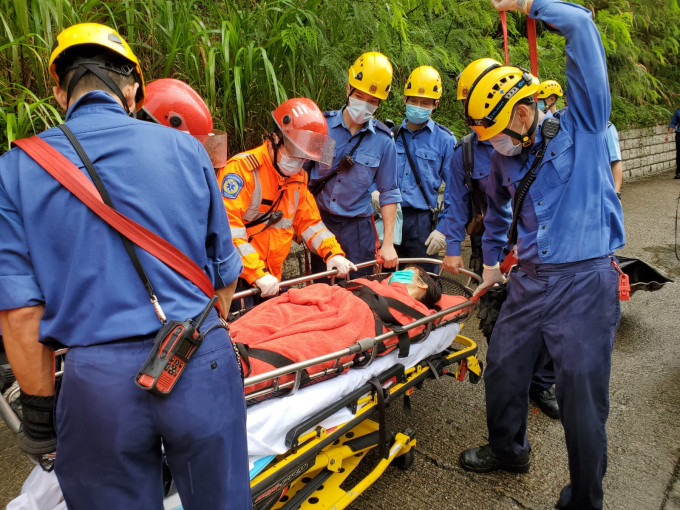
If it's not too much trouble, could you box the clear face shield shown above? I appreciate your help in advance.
[280,127,336,168]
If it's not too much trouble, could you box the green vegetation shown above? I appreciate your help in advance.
[1,0,679,154]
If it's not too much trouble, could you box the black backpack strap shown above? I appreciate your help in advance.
[461,133,487,218]
[462,133,475,190]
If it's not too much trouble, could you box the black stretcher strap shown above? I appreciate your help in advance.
[368,376,389,459]
[236,343,311,385]
[339,281,427,358]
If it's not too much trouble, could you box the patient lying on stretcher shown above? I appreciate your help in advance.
[230,266,467,401]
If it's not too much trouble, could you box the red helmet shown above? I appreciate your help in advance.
[142,78,228,167]
[271,98,335,167]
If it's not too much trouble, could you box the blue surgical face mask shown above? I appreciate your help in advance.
[405,104,432,125]
[389,270,416,285]
[537,99,547,112]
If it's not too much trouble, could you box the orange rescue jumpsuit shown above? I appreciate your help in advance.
[217,142,344,284]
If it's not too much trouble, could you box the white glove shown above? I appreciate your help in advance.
[371,190,381,214]
[326,254,357,277]
[473,262,506,297]
[491,0,533,14]
[254,273,280,297]
[424,229,447,256]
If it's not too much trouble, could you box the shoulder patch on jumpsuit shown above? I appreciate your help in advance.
[221,173,245,199]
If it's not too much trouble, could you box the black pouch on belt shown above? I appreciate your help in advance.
[135,297,218,397]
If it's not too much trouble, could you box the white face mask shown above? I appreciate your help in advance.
[277,153,305,176]
[490,133,522,157]
[345,96,378,124]
[490,110,524,157]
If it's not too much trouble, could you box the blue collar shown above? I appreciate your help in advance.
[399,117,435,134]
[65,90,129,121]
[328,108,376,135]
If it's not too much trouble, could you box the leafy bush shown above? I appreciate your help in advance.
[1,0,678,154]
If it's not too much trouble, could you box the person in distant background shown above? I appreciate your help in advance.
[664,106,680,179]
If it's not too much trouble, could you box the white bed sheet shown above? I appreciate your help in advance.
[246,322,461,457]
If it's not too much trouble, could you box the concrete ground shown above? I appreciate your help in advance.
[0,171,678,509]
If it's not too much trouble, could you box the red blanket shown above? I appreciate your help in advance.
[231,278,467,398]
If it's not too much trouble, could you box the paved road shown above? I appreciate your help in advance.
[1,171,678,509]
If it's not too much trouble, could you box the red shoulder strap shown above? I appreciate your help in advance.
[500,12,510,65]
[13,135,218,303]
[526,17,539,79]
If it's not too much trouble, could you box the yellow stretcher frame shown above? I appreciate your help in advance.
[249,334,480,510]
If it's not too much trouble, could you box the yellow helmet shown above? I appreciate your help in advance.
[49,23,145,110]
[465,65,540,141]
[537,79,564,99]
[404,65,442,100]
[348,51,393,100]
[456,58,502,101]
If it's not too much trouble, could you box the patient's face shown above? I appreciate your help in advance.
[389,267,428,303]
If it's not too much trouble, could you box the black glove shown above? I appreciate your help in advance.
[476,283,508,342]
[469,246,484,277]
[17,393,57,455]
[469,235,484,276]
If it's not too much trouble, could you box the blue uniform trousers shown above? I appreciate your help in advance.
[485,257,619,510]
[54,311,251,510]
[675,132,680,176]
[396,207,437,274]
[311,211,376,278]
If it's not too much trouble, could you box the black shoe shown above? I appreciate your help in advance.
[674,174,680,179]
[459,444,530,473]
[530,386,560,420]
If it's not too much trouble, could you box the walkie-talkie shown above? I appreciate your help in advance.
[135,297,217,397]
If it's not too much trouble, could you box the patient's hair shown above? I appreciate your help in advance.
[406,265,442,309]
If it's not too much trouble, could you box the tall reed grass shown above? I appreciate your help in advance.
[1,0,677,152]
[0,0,472,152]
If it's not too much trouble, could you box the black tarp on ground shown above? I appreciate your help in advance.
[616,256,673,295]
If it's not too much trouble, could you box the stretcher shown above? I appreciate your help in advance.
[0,259,482,510]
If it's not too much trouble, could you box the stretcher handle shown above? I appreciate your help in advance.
[233,258,481,300]
[243,297,474,387]
[0,390,21,434]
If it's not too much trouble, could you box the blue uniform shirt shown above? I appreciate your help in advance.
[394,118,456,216]
[669,108,680,132]
[0,91,242,347]
[605,123,622,163]
[483,0,625,265]
[309,110,401,217]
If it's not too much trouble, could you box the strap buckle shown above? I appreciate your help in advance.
[150,295,167,323]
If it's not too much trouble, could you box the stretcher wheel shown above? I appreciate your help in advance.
[394,449,415,470]
[468,361,483,385]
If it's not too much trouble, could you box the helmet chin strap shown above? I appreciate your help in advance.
[502,103,539,148]
[63,57,139,116]
[268,132,287,178]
